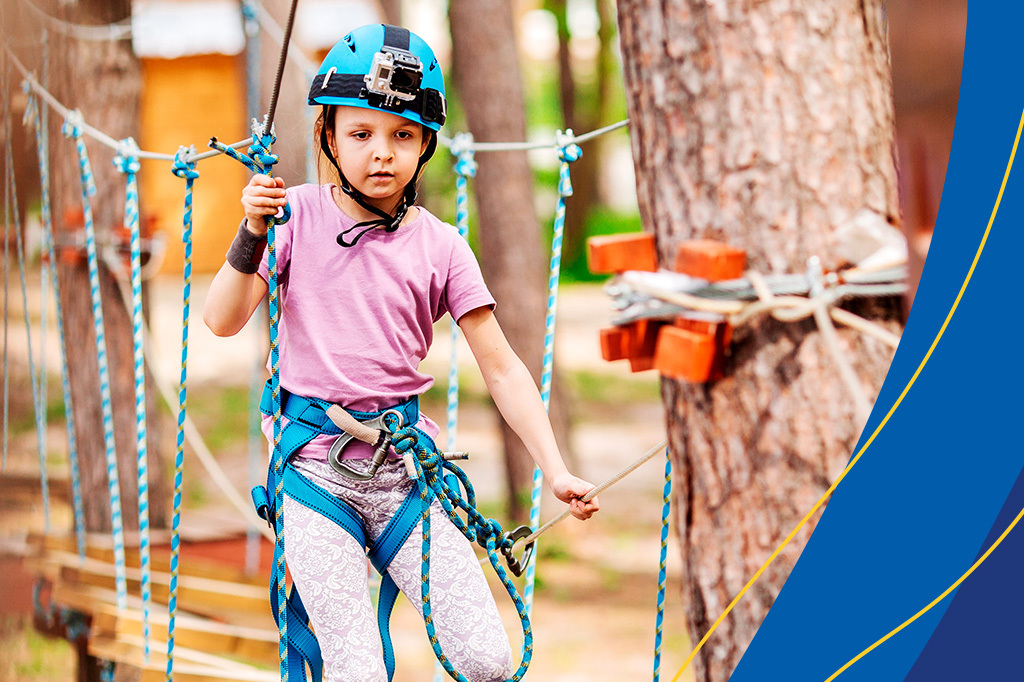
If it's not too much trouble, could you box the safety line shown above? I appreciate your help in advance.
[669,105,1024,682]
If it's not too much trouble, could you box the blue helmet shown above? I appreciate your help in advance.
[308,24,446,131]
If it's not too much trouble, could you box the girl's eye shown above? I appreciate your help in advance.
[352,131,369,140]
[396,131,414,140]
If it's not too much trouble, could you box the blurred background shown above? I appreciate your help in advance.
[0,0,966,680]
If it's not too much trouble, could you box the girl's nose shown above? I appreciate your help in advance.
[373,140,394,161]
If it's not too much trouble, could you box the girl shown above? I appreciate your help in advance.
[203,23,598,682]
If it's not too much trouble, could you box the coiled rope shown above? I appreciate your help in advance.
[61,110,129,610]
[23,84,85,562]
[166,146,198,682]
[113,137,153,658]
[393,427,534,682]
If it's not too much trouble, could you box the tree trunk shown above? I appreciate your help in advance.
[616,2,902,679]
[45,0,167,534]
[449,0,573,523]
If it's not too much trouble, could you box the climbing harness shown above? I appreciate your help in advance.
[62,110,130,610]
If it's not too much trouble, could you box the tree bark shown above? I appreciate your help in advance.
[449,0,573,522]
[616,2,902,679]
[44,0,167,534]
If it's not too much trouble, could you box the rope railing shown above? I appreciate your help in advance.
[6,41,631,167]
[16,0,133,43]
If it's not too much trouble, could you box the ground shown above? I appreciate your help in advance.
[1,276,695,682]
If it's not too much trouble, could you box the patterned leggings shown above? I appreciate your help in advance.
[284,456,515,682]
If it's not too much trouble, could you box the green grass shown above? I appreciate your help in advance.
[0,616,74,681]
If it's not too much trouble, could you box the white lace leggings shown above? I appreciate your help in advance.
[284,456,515,682]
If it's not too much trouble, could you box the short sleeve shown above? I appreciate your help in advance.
[442,235,495,322]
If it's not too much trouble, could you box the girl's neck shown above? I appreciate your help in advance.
[331,185,419,227]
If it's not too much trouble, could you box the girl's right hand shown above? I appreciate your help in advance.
[241,174,287,237]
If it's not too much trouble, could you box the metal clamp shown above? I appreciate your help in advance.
[500,525,536,577]
[328,409,405,481]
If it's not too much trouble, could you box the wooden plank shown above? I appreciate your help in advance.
[30,533,267,586]
[89,634,278,682]
[45,550,269,622]
[52,582,278,666]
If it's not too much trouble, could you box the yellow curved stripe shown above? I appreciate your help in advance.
[825,505,1024,681]
[670,107,1024,682]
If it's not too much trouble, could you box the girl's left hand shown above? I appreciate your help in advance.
[549,473,600,520]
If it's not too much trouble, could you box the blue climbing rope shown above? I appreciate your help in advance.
[4,90,50,532]
[62,110,129,610]
[446,133,476,453]
[167,146,199,682]
[23,85,86,562]
[653,449,672,682]
[113,138,153,659]
[393,428,533,681]
[524,131,582,613]
[211,125,291,682]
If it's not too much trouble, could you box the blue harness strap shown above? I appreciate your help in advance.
[252,381,424,682]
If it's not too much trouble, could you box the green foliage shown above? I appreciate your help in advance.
[0,616,74,681]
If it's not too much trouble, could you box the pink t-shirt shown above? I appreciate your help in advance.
[258,183,495,460]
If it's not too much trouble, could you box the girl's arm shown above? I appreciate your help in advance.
[459,305,599,520]
[203,174,285,337]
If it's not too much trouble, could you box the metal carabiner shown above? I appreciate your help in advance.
[500,525,536,577]
[328,409,405,481]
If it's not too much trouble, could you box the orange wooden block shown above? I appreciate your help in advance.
[654,326,717,383]
[599,327,629,362]
[587,233,658,274]
[673,240,746,281]
[624,319,662,373]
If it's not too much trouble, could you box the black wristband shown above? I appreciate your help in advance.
[226,221,267,274]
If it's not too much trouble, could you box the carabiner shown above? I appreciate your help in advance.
[500,525,535,577]
[328,409,405,481]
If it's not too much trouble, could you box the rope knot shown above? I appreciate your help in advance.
[21,82,39,128]
[113,138,141,175]
[171,146,200,180]
[416,445,442,474]
[555,129,582,197]
[450,133,478,178]
[248,124,279,172]
[61,110,84,139]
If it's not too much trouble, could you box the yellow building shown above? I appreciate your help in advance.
[133,0,381,274]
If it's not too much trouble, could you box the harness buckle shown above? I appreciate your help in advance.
[500,525,535,577]
[328,409,405,481]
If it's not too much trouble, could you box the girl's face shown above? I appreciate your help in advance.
[327,105,429,213]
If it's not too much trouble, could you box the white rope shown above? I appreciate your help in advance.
[6,42,631,168]
[480,437,668,568]
[18,0,132,42]
[438,119,630,153]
